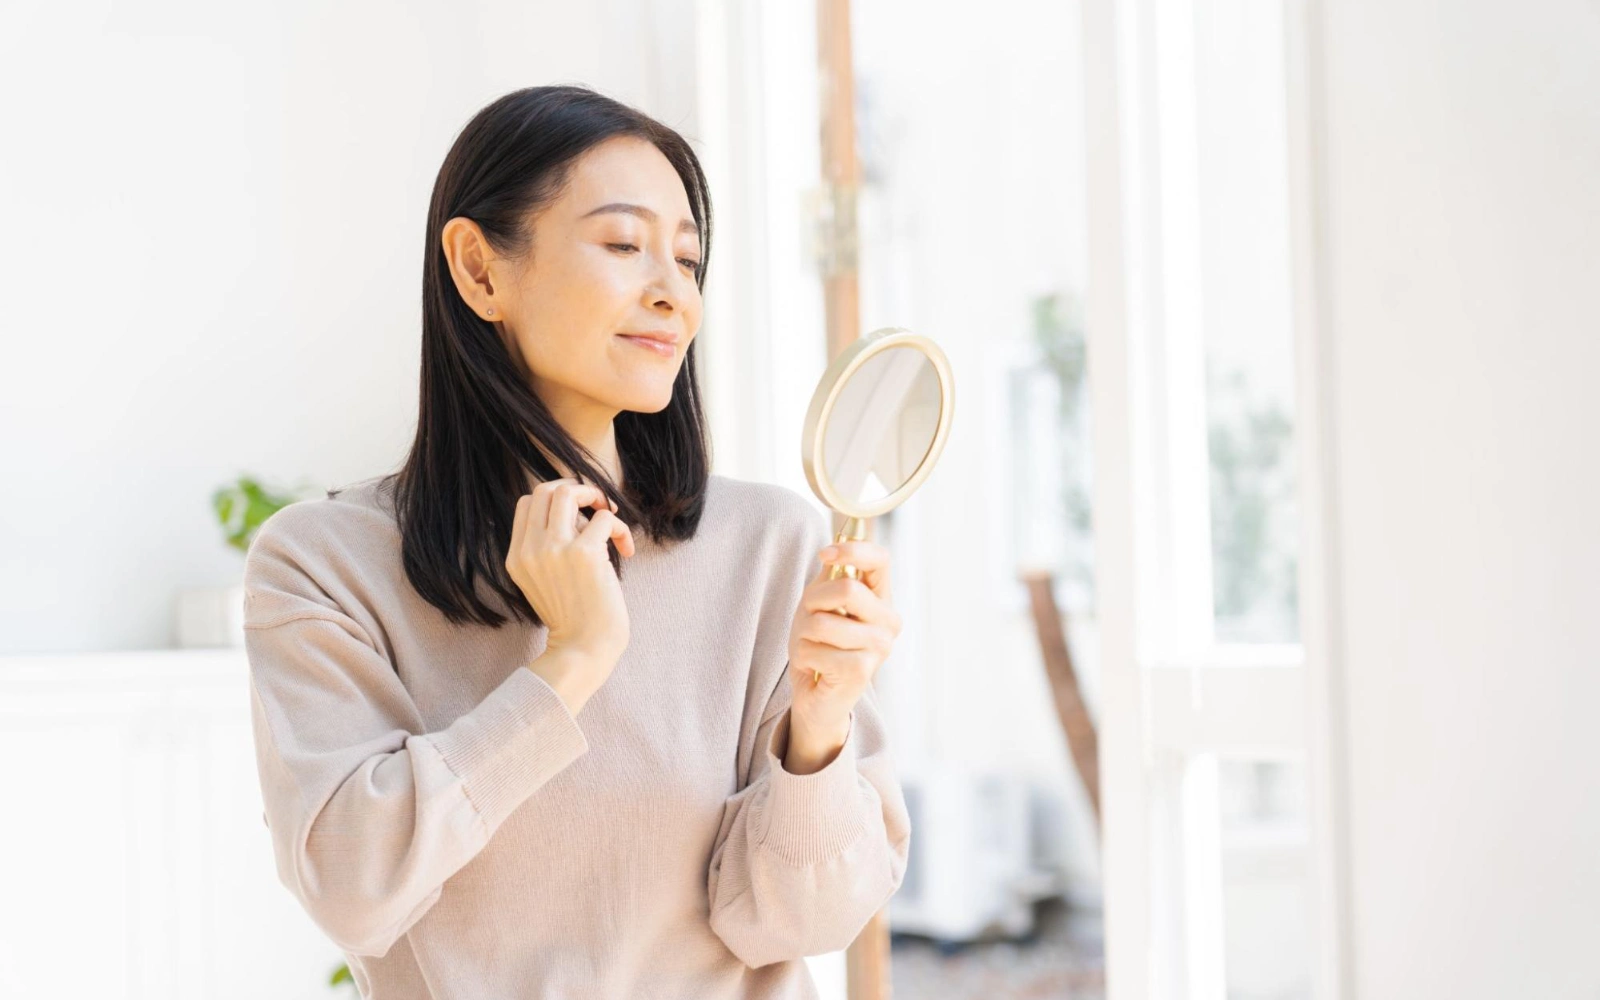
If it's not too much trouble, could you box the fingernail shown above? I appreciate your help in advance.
[820,545,839,561]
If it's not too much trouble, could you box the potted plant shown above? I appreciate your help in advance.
[174,474,316,647]
[329,961,356,992]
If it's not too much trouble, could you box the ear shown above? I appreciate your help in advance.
[440,216,502,321]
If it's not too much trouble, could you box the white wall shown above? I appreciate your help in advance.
[0,0,695,654]
[1319,2,1600,996]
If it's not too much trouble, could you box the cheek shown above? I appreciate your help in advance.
[684,289,705,336]
[517,254,633,351]
[544,250,635,318]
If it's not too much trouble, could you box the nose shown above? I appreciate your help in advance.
[646,257,694,315]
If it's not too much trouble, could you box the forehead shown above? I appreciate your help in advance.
[559,136,694,223]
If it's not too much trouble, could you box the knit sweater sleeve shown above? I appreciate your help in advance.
[241,504,589,958]
[703,497,913,969]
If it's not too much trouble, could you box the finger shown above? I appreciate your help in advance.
[792,640,879,687]
[568,483,618,524]
[818,540,893,603]
[801,576,898,630]
[580,488,619,528]
[529,478,576,537]
[509,493,533,565]
[546,483,610,540]
[577,507,636,557]
[795,608,885,651]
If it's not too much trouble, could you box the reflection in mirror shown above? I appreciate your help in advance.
[822,345,943,507]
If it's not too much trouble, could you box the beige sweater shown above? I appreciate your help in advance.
[241,473,911,999]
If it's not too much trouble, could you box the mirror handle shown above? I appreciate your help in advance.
[813,517,869,685]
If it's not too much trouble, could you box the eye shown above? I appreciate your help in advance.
[610,242,702,277]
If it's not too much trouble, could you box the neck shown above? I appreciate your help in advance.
[528,390,624,491]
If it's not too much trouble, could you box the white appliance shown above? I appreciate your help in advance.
[888,765,1073,943]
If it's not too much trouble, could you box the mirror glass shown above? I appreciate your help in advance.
[822,345,943,507]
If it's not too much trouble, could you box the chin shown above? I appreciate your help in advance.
[637,392,676,414]
[612,386,676,415]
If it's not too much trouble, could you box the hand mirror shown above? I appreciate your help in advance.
[800,327,955,679]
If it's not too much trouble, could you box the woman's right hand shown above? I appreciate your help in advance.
[505,479,635,708]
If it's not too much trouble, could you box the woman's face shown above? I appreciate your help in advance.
[447,135,704,425]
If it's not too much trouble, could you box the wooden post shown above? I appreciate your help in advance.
[817,0,861,359]
[1021,571,1102,822]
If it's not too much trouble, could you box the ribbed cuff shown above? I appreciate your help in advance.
[758,708,870,864]
[424,667,589,833]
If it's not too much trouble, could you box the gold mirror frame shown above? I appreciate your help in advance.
[801,325,956,526]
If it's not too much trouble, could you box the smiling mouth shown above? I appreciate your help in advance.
[618,335,676,357]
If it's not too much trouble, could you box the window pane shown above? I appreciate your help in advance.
[1218,757,1311,1000]
[1192,0,1302,644]
[1010,294,1096,618]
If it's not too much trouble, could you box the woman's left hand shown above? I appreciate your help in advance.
[784,540,902,766]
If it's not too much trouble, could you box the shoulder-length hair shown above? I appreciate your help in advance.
[391,84,714,629]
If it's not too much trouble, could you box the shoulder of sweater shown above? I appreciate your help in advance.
[706,474,831,556]
[248,475,397,559]
[241,474,399,625]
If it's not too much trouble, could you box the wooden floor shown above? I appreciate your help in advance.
[890,899,1105,999]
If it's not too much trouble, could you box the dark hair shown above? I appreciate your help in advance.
[390,84,714,629]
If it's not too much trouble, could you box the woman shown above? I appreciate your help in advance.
[243,84,911,999]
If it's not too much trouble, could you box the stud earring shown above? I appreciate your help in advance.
[486,307,495,316]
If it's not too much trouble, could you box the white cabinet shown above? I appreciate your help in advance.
[0,650,345,1000]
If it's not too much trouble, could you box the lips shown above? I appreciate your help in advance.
[617,332,675,356]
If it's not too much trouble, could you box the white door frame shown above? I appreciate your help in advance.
[1081,0,1351,996]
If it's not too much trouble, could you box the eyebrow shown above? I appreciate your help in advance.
[580,202,700,238]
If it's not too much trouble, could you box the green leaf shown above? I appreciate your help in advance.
[211,473,315,554]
